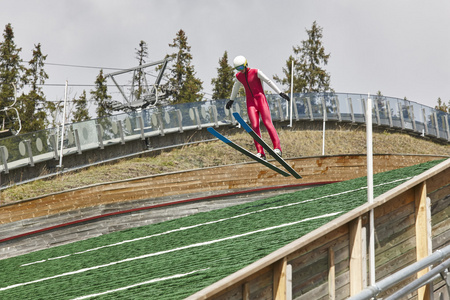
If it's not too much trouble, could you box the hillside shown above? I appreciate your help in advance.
[1,129,449,204]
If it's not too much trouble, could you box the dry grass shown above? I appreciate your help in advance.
[1,129,449,204]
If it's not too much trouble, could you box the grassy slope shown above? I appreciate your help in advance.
[1,129,449,204]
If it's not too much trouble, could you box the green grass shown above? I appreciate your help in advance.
[0,159,444,299]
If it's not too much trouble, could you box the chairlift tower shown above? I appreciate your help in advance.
[105,57,173,112]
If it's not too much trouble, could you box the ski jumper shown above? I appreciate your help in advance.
[230,68,282,156]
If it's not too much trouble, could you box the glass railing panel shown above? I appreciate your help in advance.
[156,105,177,132]
[141,107,161,134]
[398,98,414,130]
[198,101,216,126]
[384,97,401,129]
[173,102,200,128]
[266,94,284,121]
[210,99,229,123]
[338,94,354,122]
[96,116,120,144]
[295,95,311,120]
[413,103,425,134]
[351,96,365,123]
[212,97,246,124]
[70,120,100,150]
[435,110,449,139]
[309,93,325,120]
[0,129,56,166]
[422,106,437,136]
[324,93,339,121]
[373,96,390,126]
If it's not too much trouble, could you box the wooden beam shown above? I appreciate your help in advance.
[349,216,363,296]
[328,247,336,300]
[415,182,431,300]
[242,282,249,300]
[273,257,287,300]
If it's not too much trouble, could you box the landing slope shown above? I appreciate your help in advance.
[0,159,445,299]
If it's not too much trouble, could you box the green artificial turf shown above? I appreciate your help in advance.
[0,159,444,299]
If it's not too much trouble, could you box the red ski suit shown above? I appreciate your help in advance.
[231,68,281,156]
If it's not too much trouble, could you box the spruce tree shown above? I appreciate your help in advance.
[133,40,148,101]
[166,29,203,104]
[72,90,90,122]
[91,70,112,118]
[0,23,24,131]
[211,51,234,100]
[20,43,48,132]
[275,21,332,93]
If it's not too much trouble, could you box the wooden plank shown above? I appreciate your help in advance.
[328,247,336,300]
[415,182,431,300]
[349,216,363,296]
[273,257,287,300]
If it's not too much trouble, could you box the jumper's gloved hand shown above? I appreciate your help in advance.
[226,100,234,109]
[279,92,290,102]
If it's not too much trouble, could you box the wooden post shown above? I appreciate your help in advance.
[349,216,363,295]
[242,282,249,300]
[328,247,336,300]
[273,257,287,300]
[415,182,431,300]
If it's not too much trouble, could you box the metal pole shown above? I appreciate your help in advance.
[58,81,68,168]
[367,93,375,286]
[322,103,326,155]
[289,60,294,127]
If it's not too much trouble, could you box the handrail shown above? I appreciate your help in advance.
[385,258,450,300]
[348,244,450,300]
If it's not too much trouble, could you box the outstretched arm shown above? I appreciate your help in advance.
[230,79,242,101]
[226,78,243,109]
[257,70,282,94]
[257,70,290,101]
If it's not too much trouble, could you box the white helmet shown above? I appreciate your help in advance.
[233,55,247,70]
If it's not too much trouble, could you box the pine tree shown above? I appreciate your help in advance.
[0,23,24,131]
[19,43,48,132]
[166,29,203,104]
[275,21,332,93]
[133,40,148,101]
[91,70,112,118]
[72,90,90,122]
[211,51,234,100]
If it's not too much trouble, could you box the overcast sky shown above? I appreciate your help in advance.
[1,0,449,111]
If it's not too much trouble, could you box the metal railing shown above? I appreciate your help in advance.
[0,93,448,176]
[348,244,450,300]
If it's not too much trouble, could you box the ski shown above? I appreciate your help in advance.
[232,112,302,179]
[207,127,291,177]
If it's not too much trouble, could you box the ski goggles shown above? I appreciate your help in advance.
[235,65,245,71]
